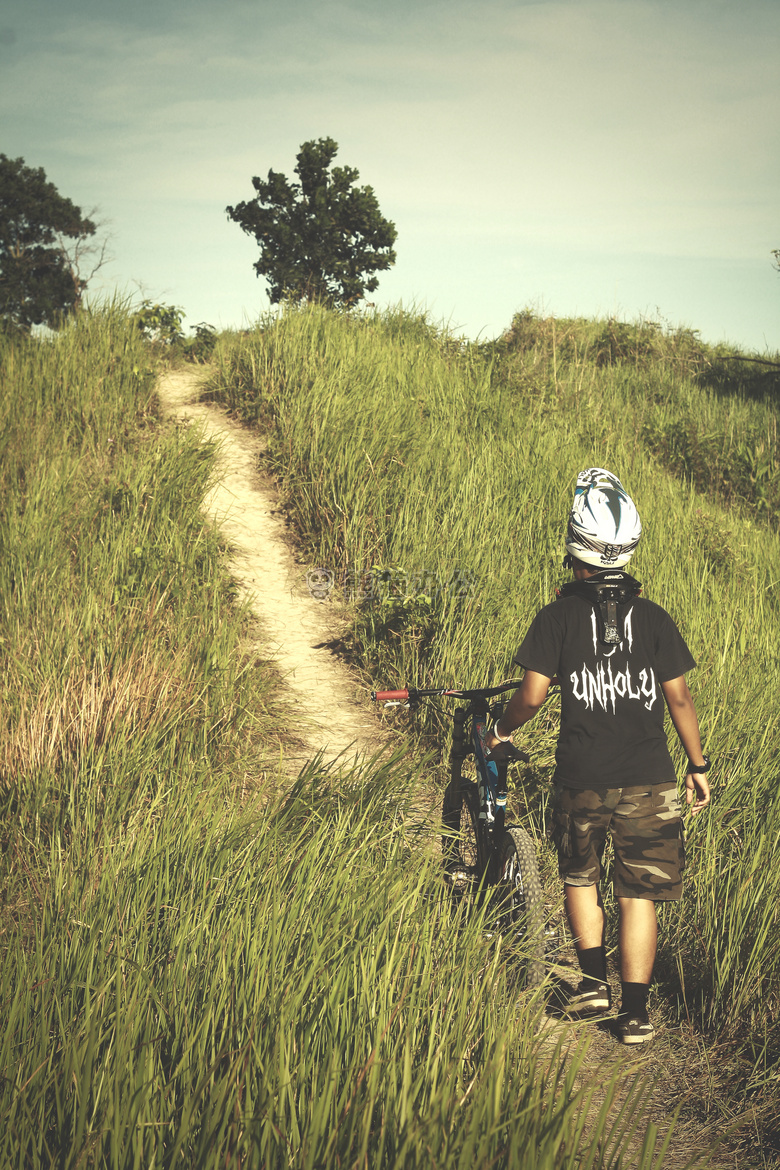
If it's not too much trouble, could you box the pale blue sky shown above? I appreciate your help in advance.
[2,0,778,350]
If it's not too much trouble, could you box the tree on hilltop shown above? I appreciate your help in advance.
[226,137,397,308]
[0,154,108,330]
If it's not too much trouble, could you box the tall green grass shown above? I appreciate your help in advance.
[1,307,699,1166]
[489,310,780,521]
[207,304,780,1135]
[0,307,272,825]
[2,756,692,1168]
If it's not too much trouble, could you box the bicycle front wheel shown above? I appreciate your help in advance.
[496,826,545,987]
[441,781,481,890]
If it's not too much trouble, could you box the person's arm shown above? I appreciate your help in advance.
[660,674,711,816]
[484,670,552,751]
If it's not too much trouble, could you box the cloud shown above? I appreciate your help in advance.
[2,0,777,346]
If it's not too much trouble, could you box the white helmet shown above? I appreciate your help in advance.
[565,468,641,568]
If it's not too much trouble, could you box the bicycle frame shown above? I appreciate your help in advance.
[373,682,546,984]
[451,695,529,881]
[372,682,528,882]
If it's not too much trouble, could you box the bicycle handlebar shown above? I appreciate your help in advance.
[371,681,522,703]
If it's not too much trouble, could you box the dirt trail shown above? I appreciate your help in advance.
[156,366,386,771]
[156,366,737,1168]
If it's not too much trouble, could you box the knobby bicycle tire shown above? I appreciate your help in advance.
[495,825,545,988]
[441,781,483,890]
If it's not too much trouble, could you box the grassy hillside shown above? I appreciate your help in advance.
[207,304,780,1154]
[1,308,696,1167]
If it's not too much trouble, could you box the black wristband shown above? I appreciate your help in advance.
[687,754,712,773]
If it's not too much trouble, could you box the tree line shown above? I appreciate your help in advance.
[0,139,396,332]
[2,140,775,335]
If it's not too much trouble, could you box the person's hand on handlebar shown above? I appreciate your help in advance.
[484,724,507,753]
[483,723,529,763]
[485,734,510,758]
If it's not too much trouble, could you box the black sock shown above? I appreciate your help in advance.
[620,982,649,1017]
[577,946,607,985]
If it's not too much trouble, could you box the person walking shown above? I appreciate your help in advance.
[485,467,710,1043]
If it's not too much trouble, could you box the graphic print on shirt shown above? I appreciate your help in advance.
[589,607,634,656]
[574,604,657,714]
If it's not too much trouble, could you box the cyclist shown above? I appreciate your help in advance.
[484,467,710,1044]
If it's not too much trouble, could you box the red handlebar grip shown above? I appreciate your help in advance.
[372,690,409,701]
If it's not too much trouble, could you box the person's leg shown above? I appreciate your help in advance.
[565,883,605,951]
[563,883,608,1004]
[616,895,657,984]
[552,785,617,1012]
[615,896,657,1039]
[611,783,682,1042]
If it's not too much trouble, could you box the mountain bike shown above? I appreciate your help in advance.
[372,681,545,987]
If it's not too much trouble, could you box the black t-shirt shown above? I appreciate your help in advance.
[514,594,696,790]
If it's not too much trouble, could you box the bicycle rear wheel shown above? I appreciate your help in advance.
[441,781,481,891]
[496,826,545,987]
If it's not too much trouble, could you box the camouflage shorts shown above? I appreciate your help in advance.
[549,783,685,900]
